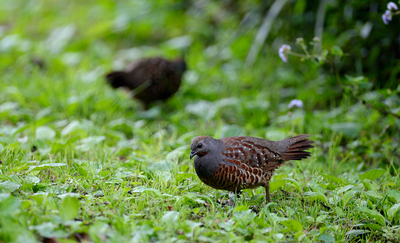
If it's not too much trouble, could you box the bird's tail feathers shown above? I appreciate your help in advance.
[281,135,314,161]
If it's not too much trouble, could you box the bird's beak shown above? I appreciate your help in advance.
[190,150,197,159]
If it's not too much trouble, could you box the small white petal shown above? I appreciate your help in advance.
[383,10,392,24]
[386,9,392,14]
[387,2,398,10]
[278,44,291,63]
[382,15,389,25]
[288,99,304,109]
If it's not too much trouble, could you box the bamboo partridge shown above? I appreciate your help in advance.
[105,57,186,110]
[190,134,314,203]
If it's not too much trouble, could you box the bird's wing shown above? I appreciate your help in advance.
[220,136,285,172]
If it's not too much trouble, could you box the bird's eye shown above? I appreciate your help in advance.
[197,143,203,148]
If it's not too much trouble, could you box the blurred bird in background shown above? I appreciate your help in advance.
[106,57,187,110]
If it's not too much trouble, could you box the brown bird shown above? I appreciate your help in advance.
[105,57,186,109]
[190,134,314,203]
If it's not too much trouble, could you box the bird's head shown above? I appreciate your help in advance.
[173,58,187,74]
[190,136,214,159]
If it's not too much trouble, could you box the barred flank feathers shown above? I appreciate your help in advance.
[282,135,314,161]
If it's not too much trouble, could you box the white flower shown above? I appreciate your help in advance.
[387,2,398,10]
[382,10,392,24]
[312,36,320,42]
[288,99,303,109]
[278,44,291,63]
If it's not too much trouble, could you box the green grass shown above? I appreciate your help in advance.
[0,1,400,242]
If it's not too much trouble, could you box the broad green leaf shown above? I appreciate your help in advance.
[57,193,80,200]
[307,180,328,193]
[30,222,69,238]
[321,174,346,185]
[358,207,385,226]
[270,178,300,193]
[166,145,189,161]
[265,130,286,141]
[330,122,361,138]
[233,210,256,225]
[220,125,245,138]
[0,102,19,112]
[267,213,287,224]
[283,178,300,188]
[21,199,33,209]
[281,219,303,232]
[353,223,382,231]
[185,100,213,119]
[363,224,382,231]
[29,222,55,238]
[185,98,239,121]
[305,216,315,224]
[78,136,106,145]
[176,172,196,181]
[35,108,53,120]
[27,163,66,173]
[12,165,30,173]
[361,179,378,190]
[274,233,284,240]
[362,190,383,200]
[270,180,286,193]
[337,185,354,194]
[345,75,368,83]
[0,181,21,192]
[0,193,21,215]
[304,192,328,204]
[35,126,56,140]
[59,195,79,222]
[345,229,369,237]
[387,190,400,203]
[387,203,400,220]
[358,81,373,90]
[31,193,48,205]
[38,147,51,156]
[181,193,206,205]
[185,220,202,233]
[0,143,4,153]
[359,169,386,180]
[234,205,249,212]
[318,233,335,243]
[46,24,76,54]
[316,215,327,223]
[75,136,106,151]
[89,222,112,242]
[131,186,161,196]
[219,219,235,231]
[295,232,306,240]
[331,45,343,57]
[25,175,40,185]
[61,121,86,136]
[114,171,134,178]
[161,211,179,223]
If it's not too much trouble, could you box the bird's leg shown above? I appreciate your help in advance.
[235,189,241,198]
[232,189,241,206]
[265,182,270,203]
